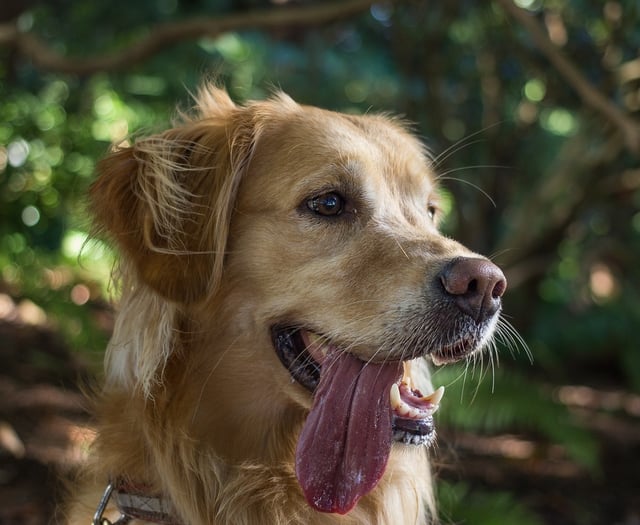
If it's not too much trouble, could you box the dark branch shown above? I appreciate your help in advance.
[0,0,381,75]
[495,0,640,156]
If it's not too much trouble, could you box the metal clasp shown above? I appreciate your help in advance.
[92,482,131,525]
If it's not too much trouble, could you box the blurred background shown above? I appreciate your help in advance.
[0,1,639,524]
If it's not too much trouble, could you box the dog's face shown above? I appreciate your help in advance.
[228,105,503,366]
[91,87,506,517]
[209,101,505,513]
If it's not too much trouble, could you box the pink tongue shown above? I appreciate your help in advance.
[295,351,401,514]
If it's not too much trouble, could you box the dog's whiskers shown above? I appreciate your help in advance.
[431,122,504,169]
[435,174,498,208]
[496,317,532,363]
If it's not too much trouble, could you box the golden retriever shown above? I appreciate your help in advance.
[67,85,507,525]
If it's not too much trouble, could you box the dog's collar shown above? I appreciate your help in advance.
[93,480,180,525]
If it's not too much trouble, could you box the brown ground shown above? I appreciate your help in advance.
[0,318,638,525]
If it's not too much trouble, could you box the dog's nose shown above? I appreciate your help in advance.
[439,257,506,322]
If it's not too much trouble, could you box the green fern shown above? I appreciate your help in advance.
[432,364,599,471]
[438,480,544,525]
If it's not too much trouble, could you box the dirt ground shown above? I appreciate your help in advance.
[0,318,639,525]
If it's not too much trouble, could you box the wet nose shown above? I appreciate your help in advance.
[439,257,507,322]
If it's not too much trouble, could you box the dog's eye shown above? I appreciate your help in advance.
[427,204,437,221]
[307,192,345,217]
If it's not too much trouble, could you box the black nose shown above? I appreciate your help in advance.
[439,257,507,322]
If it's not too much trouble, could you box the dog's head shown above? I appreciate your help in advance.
[92,85,506,515]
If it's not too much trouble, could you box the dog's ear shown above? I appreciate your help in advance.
[90,88,257,303]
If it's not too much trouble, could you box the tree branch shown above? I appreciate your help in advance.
[498,129,624,283]
[0,0,381,75]
[495,0,640,156]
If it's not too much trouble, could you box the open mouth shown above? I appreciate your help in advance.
[272,326,444,445]
[271,325,445,514]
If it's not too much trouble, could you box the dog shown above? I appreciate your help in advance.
[66,85,507,525]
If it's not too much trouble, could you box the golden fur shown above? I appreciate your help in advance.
[65,85,502,524]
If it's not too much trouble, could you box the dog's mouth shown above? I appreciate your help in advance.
[272,326,444,443]
[271,325,445,514]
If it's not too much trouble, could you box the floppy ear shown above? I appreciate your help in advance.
[90,89,256,303]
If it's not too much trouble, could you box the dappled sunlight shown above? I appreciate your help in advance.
[0,293,48,325]
[446,431,584,480]
[0,422,26,459]
[557,384,640,418]
[28,417,95,468]
[452,433,536,460]
[70,284,91,306]
[588,263,619,302]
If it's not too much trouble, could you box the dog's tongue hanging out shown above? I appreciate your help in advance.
[295,349,402,514]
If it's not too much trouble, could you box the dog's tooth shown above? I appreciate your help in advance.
[393,382,445,420]
[421,386,445,406]
[433,385,445,404]
[390,383,402,409]
[401,362,413,390]
[430,354,445,366]
[424,404,439,417]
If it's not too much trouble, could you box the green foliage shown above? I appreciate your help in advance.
[3,245,111,367]
[0,74,159,362]
[438,480,544,525]
[433,362,600,471]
